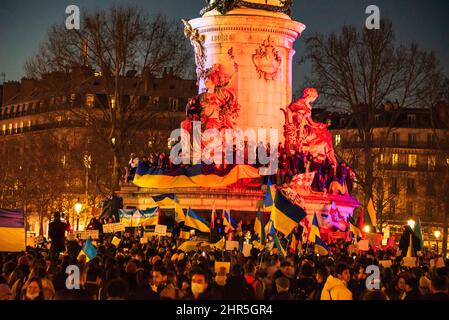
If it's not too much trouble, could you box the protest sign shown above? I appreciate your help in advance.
[214,262,231,275]
[357,240,370,251]
[155,224,167,237]
[225,241,239,251]
[103,222,125,233]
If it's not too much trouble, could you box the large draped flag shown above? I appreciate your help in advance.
[223,210,238,230]
[268,220,286,258]
[152,194,177,206]
[119,208,159,227]
[263,178,275,211]
[78,238,97,262]
[270,189,307,236]
[186,208,210,233]
[133,162,260,189]
[0,208,25,252]
[254,209,265,243]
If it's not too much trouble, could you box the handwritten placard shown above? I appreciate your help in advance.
[155,224,168,236]
[225,241,239,251]
[103,223,125,233]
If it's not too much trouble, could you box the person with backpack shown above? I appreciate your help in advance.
[244,263,265,300]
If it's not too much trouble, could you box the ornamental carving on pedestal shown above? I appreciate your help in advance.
[252,36,282,81]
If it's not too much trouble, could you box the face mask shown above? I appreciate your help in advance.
[26,292,39,300]
[191,283,205,295]
[215,276,226,286]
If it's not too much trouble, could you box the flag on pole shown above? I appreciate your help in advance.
[223,211,238,230]
[186,208,210,233]
[78,238,97,262]
[367,198,377,227]
[268,220,286,258]
[358,208,365,237]
[348,215,362,239]
[210,202,216,230]
[254,208,265,243]
[289,233,298,254]
[270,189,307,236]
[414,217,423,250]
[263,177,275,211]
[315,236,330,256]
[308,213,321,243]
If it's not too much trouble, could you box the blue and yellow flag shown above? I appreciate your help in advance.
[152,194,177,206]
[134,162,260,189]
[268,220,286,258]
[263,178,275,211]
[270,189,307,236]
[186,208,210,233]
[254,209,265,243]
[78,238,97,262]
[348,214,362,239]
[314,236,330,256]
[308,213,321,243]
[0,208,25,252]
[223,211,238,230]
[138,208,160,226]
[289,233,298,254]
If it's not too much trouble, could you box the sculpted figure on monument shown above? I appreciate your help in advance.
[182,61,239,132]
[284,88,337,164]
[200,0,293,16]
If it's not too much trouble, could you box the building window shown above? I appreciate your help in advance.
[170,97,179,111]
[335,134,342,146]
[407,114,416,126]
[428,155,436,171]
[425,202,434,217]
[407,178,416,194]
[426,180,436,196]
[152,97,160,108]
[379,153,384,164]
[1,124,6,134]
[392,133,400,146]
[408,133,416,147]
[406,201,415,215]
[14,123,18,133]
[19,121,23,132]
[326,119,332,126]
[374,114,380,125]
[408,154,417,168]
[390,200,396,215]
[27,121,31,129]
[391,177,398,195]
[392,153,399,167]
[8,123,13,134]
[427,133,436,146]
[86,94,95,108]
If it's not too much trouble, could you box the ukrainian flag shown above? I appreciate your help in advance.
[289,233,298,254]
[133,162,260,189]
[223,211,238,230]
[348,215,362,239]
[314,236,330,256]
[186,208,210,233]
[175,202,186,223]
[270,189,307,236]
[263,178,275,211]
[152,194,177,206]
[254,209,265,243]
[78,238,97,262]
[308,213,321,243]
[138,208,160,226]
[268,220,286,258]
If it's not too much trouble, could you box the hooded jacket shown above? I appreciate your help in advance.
[320,275,352,300]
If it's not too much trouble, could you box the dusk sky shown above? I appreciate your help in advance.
[1,0,448,89]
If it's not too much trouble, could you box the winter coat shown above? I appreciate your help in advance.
[321,275,353,300]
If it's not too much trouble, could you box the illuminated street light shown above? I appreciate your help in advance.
[407,220,416,230]
[364,226,371,233]
[74,201,83,214]
[435,230,441,253]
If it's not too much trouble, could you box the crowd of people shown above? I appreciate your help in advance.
[0,214,447,301]
[124,142,355,194]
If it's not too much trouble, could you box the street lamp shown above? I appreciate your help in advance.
[364,226,371,233]
[74,200,83,231]
[434,230,441,253]
[407,219,416,230]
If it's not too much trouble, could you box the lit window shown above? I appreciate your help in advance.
[14,123,18,133]
[380,153,384,164]
[408,154,417,168]
[428,155,436,170]
[335,134,342,146]
[27,121,31,128]
[19,121,23,132]
[1,124,6,134]
[326,119,332,126]
[111,97,116,109]
[392,153,399,166]
[86,94,95,107]
[8,123,13,133]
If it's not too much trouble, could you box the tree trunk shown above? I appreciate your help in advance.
[111,150,122,192]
